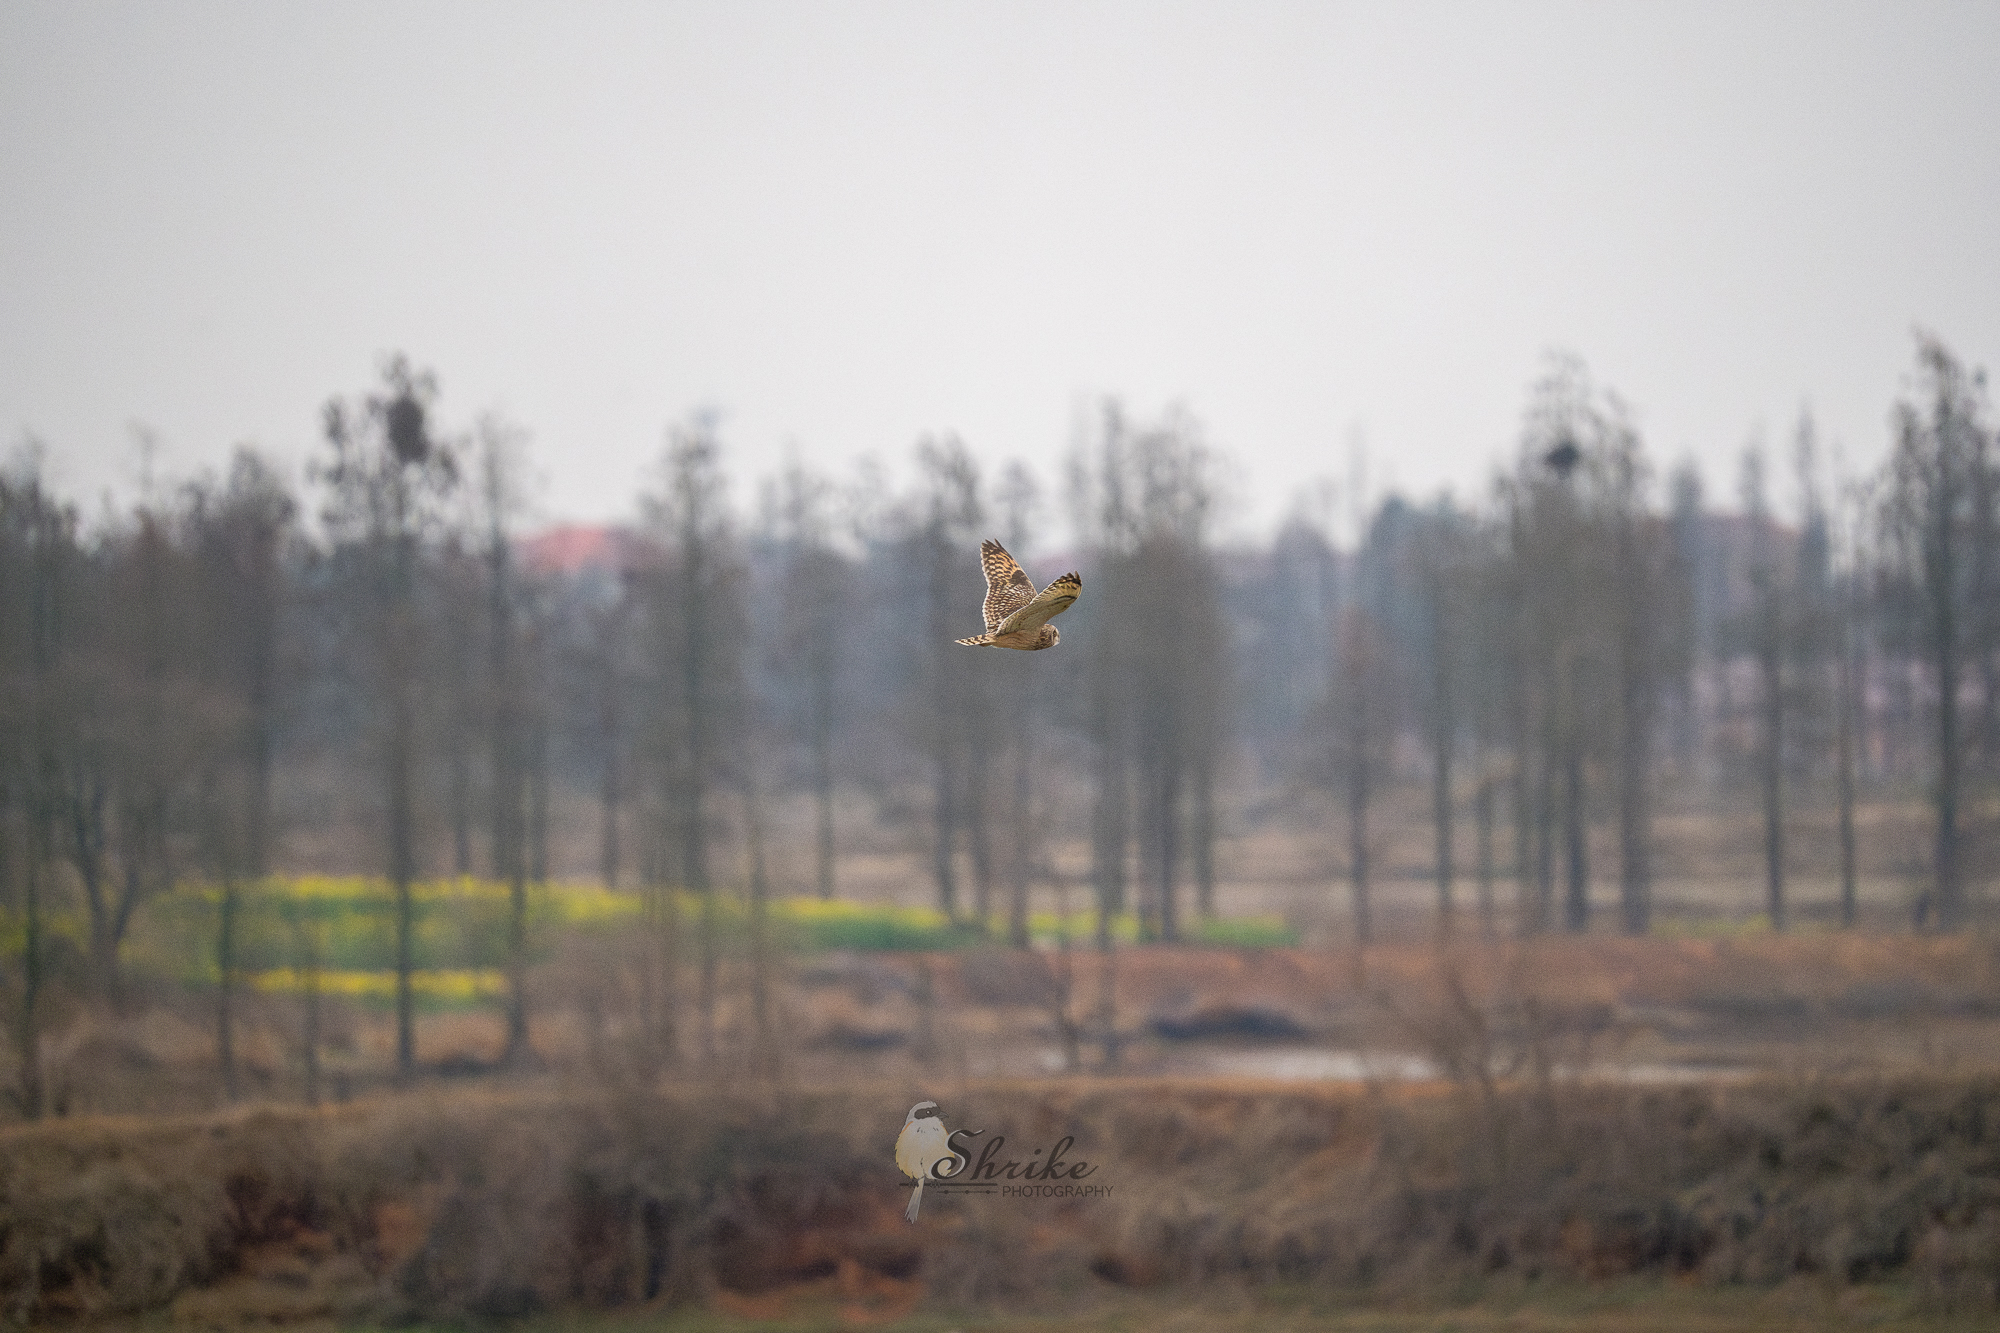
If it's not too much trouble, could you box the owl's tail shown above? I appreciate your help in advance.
[905,1176,925,1223]
[954,634,995,647]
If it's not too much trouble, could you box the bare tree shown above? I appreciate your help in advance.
[1880,334,1994,931]
[908,437,987,922]
[993,461,1042,945]
[1461,532,1511,939]
[1831,467,1873,927]
[188,449,296,1096]
[0,455,79,1119]
[641,416,746,1061]
[1070,405,1136,1063]
[434,534,482,878]
[736,716,783,1079]
[56,489,165,1003]
[472,416,542,1064]
[1500,415,1591,936]
[316,354,459,1080]
[1069,405,1228,946]
[63,452,253,1006]
[1331,603,1389,947]
[1499,354,1673,936]
[1737,443,1793,929]
[1408,501,1480,936]
[1608,419,1676,936]
[557,542,638,894]
[769,456,848,900]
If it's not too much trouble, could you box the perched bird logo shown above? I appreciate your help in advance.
[895,1100,964,1223]
[955,539,1081,651]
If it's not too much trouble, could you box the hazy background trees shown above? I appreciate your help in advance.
[637,416,748,1063]
[186,449,296,1094]
[1067,404,1230,946]
[5,335,1999,1114]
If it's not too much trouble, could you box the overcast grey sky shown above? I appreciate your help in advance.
[3,2,1996,543]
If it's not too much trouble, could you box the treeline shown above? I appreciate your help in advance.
[1298,339,1997,944]
[2,337,1996,1107]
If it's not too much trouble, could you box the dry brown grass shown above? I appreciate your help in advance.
[4,1072,1999,1325]
[14,928,2000,1120]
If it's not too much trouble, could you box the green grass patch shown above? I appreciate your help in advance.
[1655,914,1779,940]
[101,879,1297,1008]
[776,896,987,950]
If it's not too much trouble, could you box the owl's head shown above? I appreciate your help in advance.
[1040,625,1060,649]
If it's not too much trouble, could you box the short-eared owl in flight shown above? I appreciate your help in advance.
[956,540,1081,651]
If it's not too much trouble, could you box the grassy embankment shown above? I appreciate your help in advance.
[5,1074,1997,1327]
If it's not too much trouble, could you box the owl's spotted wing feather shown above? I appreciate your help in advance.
[996,570,1081,635]
[979,539,1037,632]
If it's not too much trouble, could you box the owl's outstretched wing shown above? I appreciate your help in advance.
[979,539,1037,633]
[996,570,1080,634]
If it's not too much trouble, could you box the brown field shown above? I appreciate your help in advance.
[6,1071,2000,1329]
[27,927,2000,1119]
[8,792,1999,1330]
[10,928,2000,1329]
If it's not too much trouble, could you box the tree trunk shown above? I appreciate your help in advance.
[812,642,836,900]
[1090,716,1125,1068]
[1348,731,1372,949]
[932,746,959,920]
[596,614,624,890]
[490,525,531,1065]
[683,536,715,1061]
[1836,611,1859,928]
[1513,738,1537,937]
[1618,715,1652,937]
[1157,762,1180,944]
[505,860,529,1062]
[599,735,622,890]
[528,709,548,887]
[654,872,681,1069]
[1092,726,1127,935]
[966,734,995,927]
[19,829,45,1120]
[1051,895,1081,1072]
[1562,745,1588,932]
[449,745,473,876]
[1095,925,1120,1072]
[1932,589,1962,929]
[1616,515,1655,937]
[217,871,239,1099]
[291,900,322,1106]
[1193,750,1216,920]
[1008,668,1033,947]
[389,680,417,1082]
[1534,745,1556,934]
[69,776,115,990]
[1432,721,1454,937]
[1475,765,1496,938]
[927,535,960,922]
[744,778,776,1078]
[1430,589,1456,936]
[1617,654,1653,937]
[1760,633,1787,931]
[1343,612,1375,950]
[228,602,276,1098]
